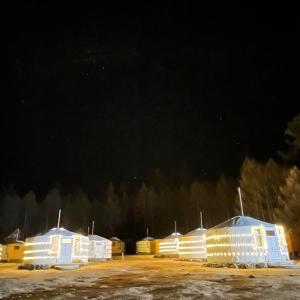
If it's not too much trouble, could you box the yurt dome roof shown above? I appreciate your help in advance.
[210,216,274,229]
[162,232,182,240]
[89,235,110,241]
[34,228,77,237]
[110,237,122,242]
[139,237,155,241]
[182,228,206,237]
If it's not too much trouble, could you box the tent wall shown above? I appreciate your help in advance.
[7,243,25,263]
[24,234,89,265]
[88,239,112,260]
[136,239,160,254]
[159,235,181,255]
[151,239,160,254]
[111,240,125,255]
[178,235,207,259]
[206,224,289,263]
[0,244,7,261]
[136,241,150,254]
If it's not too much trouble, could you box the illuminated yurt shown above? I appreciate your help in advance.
[110,237,125,255]
[159,233,182,255]
[205,216,290,263]
[136,237,160,254]
[24,228,89,265]
[88,235,112,260]
[178,228,207,260]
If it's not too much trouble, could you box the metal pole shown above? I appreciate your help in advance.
[147,227,148,237]
[175,221,176,234]
[57,209,61,228]
[237,187,244,216]
[200,211,203,229]
[92,221,94,235]
[88,226,90,236]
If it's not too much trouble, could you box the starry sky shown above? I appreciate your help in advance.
[1,1,299,197]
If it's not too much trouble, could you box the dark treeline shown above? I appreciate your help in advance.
[0,114,300,243]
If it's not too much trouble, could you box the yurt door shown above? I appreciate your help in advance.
[60,238,72,263]
[266,229,282,261]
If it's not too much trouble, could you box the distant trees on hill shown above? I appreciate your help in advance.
[1,113,300,241]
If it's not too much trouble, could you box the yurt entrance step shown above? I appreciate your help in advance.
[53,263,82,270]
[268,261,297,268]
[154,254,179,258]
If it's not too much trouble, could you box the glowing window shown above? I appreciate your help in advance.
[254,228,263,247]
[266,230,275,236]
[52,236,59,252]
[74,238,80,253]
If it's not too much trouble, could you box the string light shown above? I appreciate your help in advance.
[179,251,206,254]
[178,239,205,244]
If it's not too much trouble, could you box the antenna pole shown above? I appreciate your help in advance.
[175,220,176,234]
[200,211,203,229]
[92,221,94,235]
[237,187,244,216]
[88,226,90,235]
[57,209,61,228]
[147,227,148,237]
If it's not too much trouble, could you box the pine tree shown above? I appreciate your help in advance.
[275,166,300,230]
[23,190,42,237]
[135,183,148,235]
[278,114,300,162]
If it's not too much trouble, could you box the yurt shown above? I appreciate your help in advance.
[24,228,89,265]
[88,235,112,260]
[4,229,25,263]
[205,216,290,263]
[178,228,207,260]
[136,237,160,254]
[110,237,125,255]
[159,232,182,256]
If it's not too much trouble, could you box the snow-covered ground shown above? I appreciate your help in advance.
[1,256,300,299]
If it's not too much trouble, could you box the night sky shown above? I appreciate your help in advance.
[1,1,299,197]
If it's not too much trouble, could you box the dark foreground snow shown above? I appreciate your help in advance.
[1,256,300,299]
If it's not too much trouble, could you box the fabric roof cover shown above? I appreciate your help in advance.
[211,216,273,229]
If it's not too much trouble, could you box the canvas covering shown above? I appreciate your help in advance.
[179,228,207,259]
[159,233,182,255]
[206,216,290,263]
[88,235,112,260]
[24,228,89,265]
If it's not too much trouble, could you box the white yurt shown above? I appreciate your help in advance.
[159,232,182,255]
[88,235,112,260]
[24,228,89,265]
[178,228,207,260]
[205,216,290,263]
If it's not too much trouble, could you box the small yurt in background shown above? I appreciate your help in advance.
[205,216,290,263]
[24,228,89,265]
[110,237,125,255]
[88,235,112,261]
[4,229,25,263]
[136,237,160,254]
[159,232,182,256]
[179,228,207,260]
